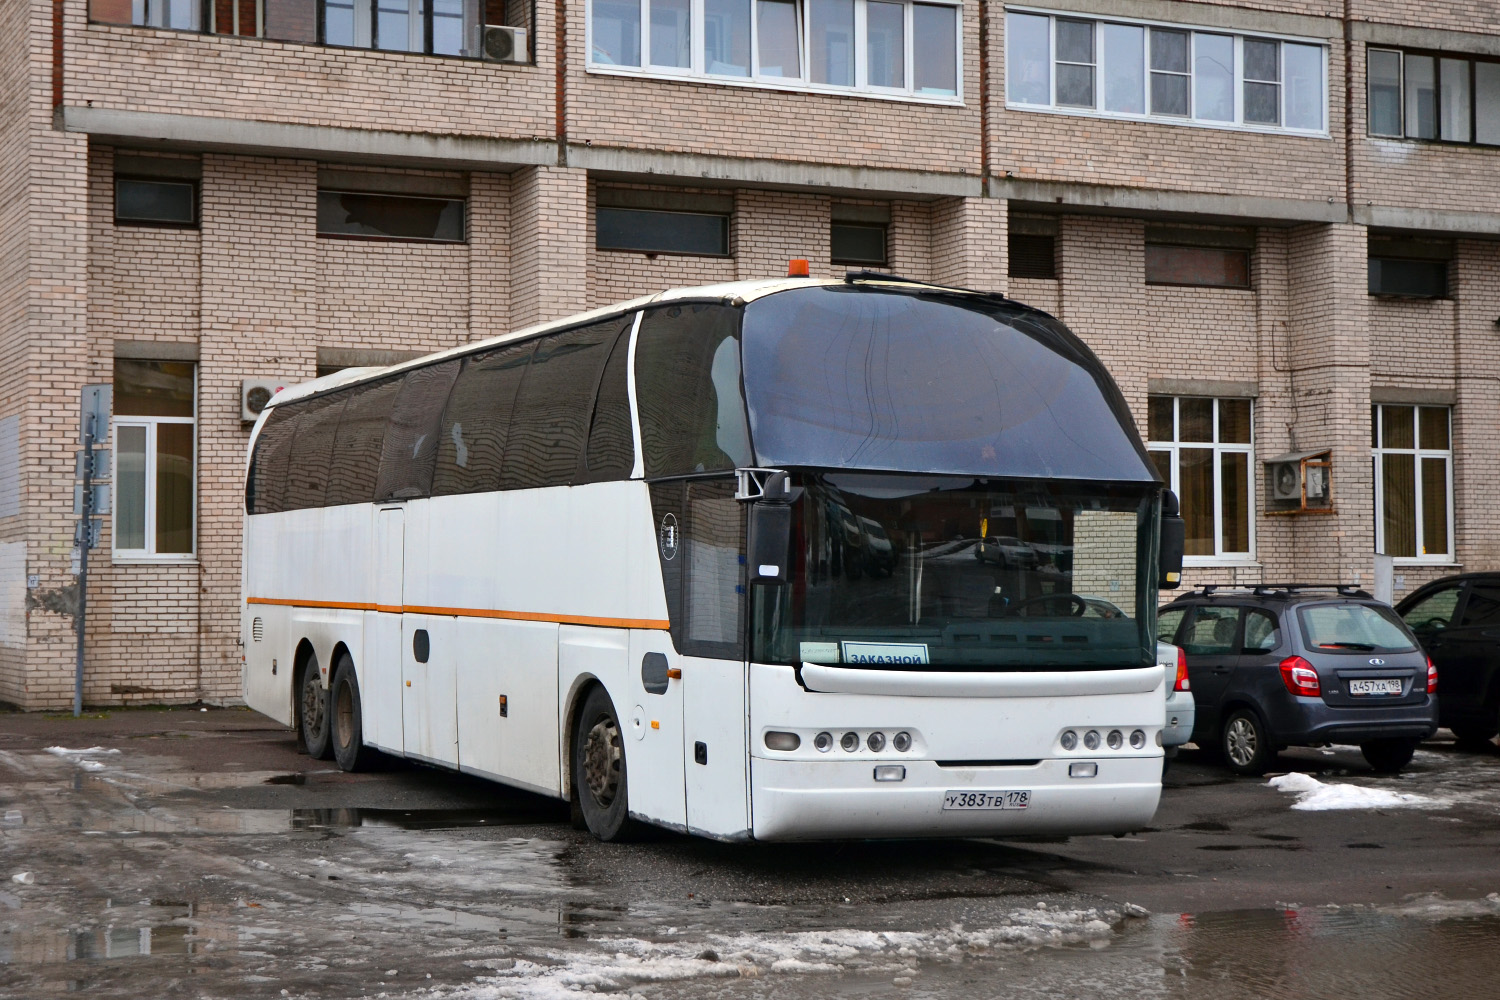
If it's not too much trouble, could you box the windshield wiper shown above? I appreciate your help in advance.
[1318,641,1376,650]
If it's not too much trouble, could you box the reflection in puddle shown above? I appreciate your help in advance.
[0,901,230,968]
[290,807,523,830]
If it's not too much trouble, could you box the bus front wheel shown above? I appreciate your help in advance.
[331,653,377,773]
[299,651,333,760]
[572,686,637,842]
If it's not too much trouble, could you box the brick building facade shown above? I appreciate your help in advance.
[1,0,1497,707]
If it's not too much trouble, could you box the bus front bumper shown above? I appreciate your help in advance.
[748,756,1162,841]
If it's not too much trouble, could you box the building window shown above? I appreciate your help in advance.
[830,204,889,265]
[113,360,196,558]
[91,0,529,59]
[1372,405,1452,561]
[587,0,961,102]
[1006,10,1326,135]
[1147,396,1253,561]
[1144,225,1252,288]
[114,177,198,227]
[1368,235,1450,299]
[595,188,733,255]
[1367,47,1500,146]
[317,190,467,242]
[1008,215,1057,279]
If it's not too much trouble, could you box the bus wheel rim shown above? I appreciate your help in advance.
[583,716,622,806]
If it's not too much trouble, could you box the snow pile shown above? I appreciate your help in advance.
[43,746,119,771]
[1267,772,1446,811]
[428,907,1121,999]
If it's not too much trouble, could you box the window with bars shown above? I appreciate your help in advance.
[1006,10,1326,135]
[1008,215,1058,279]
[1372,404,1452,562]
[1147,396,1253,562]
[1368,47,1500,146]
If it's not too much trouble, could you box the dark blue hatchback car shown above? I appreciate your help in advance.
[1159,585,1439,775]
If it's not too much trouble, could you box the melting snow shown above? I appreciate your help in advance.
[1267,772,1446,811]
[43,746,120,757]
[414,907,1122,999]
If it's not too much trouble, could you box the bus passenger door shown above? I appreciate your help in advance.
[362,506,405,753]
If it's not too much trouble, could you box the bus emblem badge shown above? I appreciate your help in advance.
[659,513,679,561]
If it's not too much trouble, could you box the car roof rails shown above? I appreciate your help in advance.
[1177,583,1374,600]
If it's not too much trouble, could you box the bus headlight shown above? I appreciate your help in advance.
[1060,730,1078,751]
[1107,730,1123,750]
[892,731,912,752]
[1130,729,1146,749]
[1083,730,1101,751]
[813,732,833,752]
[840,732,859,752]
[764,731,800,752]
[867,732,886,752]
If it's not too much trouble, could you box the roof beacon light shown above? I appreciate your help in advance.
[787,258,811,277]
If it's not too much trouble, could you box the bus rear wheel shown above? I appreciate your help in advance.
[572,687,637,842]
[299,651,333,760]
[331,653,377,773]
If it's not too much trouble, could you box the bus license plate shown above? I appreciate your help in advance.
[1349,678,1403,696]
[942,790,1031,811]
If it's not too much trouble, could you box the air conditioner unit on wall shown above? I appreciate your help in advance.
[241,378,286,423]
[1265,450,1333,513]
[482,25,527,63]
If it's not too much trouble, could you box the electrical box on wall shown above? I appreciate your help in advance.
[1266,450,1333,514]
[241,379,285,423]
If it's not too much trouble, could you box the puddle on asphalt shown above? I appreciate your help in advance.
[289,807,526,830]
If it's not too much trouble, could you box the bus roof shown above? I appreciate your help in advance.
[264,276,974,409]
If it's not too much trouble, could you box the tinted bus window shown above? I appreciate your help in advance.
[433,340,535,496]
[375,360,461,501]
[282,393,346,510]
[501,319,628,490]
[580,318,636,483]
[247,405,300,514]
[326,377,402,507]
[683,479,745,657]
[635,303,752,478]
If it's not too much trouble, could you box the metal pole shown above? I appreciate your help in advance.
[74,414,94,718]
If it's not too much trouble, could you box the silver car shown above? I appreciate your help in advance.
[1159,641,1196,758]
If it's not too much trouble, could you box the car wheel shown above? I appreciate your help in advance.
[1361,737,1419,774]
[331,653,379,772]
[572,686,637,842]
[1221,708,1272,776]
[299,651,333,760]
[1450,722,1497,751]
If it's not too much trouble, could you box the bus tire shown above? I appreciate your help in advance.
[331,653,377,773]
[299,650,333,760]
[572,686,637,842]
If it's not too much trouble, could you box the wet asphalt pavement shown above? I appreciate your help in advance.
[2,708,1499,999]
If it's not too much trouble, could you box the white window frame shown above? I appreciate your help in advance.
[586,0,964,105]
[112,386,198,563]
[1005,6,1329,138]
[1372,404,1455,565]
[1147,396,1256,566]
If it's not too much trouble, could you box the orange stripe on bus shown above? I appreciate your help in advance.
[245,596,667,631]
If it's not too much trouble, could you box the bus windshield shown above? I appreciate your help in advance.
[751,472,1158,670]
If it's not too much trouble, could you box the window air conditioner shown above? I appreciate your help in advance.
[241,378,286,423]
[1270,460,1301,501]
[482,25,527,63]
[1265,450,1333,512]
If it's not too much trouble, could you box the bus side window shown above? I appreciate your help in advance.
[500,319,625,491]
[683,479,746,659]
[579,318,636,483]
[432,340,534,497]
[247,405,301,515]
[282,393,346,511]
[375,360,461,502]
[635,304,752,478]
[326,376,403,507]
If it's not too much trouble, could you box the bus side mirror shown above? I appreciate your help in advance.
[747,503,792,584]
[1159,490,1185,590]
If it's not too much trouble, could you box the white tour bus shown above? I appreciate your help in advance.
[241,273,1185,842]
